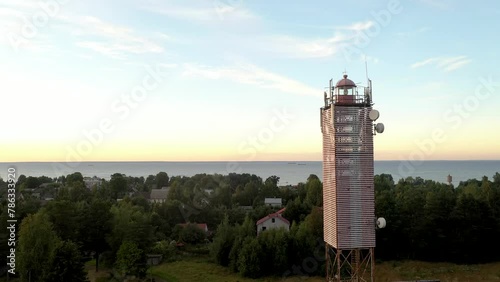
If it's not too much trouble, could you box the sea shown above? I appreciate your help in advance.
[1,161,499,186]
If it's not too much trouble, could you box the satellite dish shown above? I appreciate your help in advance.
[375,123,385,134]
[369,109,380,121]
[377,217,386,229]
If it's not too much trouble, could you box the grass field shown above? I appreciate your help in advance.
[3,258,500,282]
[150,256,500,282]
[150,256,322,282]
[377,260,500,281]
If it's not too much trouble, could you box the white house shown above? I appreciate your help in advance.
[83,176,102,189]
[256,208,290,235]
[149,187,169,203]
[264,197,282,207]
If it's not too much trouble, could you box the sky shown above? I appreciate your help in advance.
[1,0,499,162]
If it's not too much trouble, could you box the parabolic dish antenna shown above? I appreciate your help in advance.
[369,109,380,121]
[375,123,385,134]
[377,217,386,229]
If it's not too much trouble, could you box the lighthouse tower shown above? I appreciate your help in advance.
[320,73,385,282]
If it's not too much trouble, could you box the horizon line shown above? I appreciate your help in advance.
[1,159,500,163]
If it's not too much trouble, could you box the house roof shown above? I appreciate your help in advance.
[256,208,290,225]
[150,188,169,199]
[84,176,101,181]
[276,207,286,214]
[264,198,282,204]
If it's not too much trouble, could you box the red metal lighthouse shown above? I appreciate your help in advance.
[321,73,385,281]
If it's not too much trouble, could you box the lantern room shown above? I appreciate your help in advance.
[327,74,370,106]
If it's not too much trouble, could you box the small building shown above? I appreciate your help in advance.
[43,192,55,201]
[38,183,52,189]
[146,254,163,266]
[83,176,102,189]
[149,187,169,204]
[264,197,282,207]
[204,188,214,196]
[256,208,289,235]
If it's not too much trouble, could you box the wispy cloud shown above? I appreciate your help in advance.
[411,56,472,72]
[142,0,257,23]
[0,0,166,59]
[336,21,375,31]
[182,63,322,97]
[0,3,48,51]
[142,2,375,61]
[263,21,375,59]
[153,32,173,41]
[56,15,164,58]
[264,33,348,59]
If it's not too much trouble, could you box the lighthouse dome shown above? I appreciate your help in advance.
[336,74,356,87]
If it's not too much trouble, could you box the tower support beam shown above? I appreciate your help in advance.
[326,244,374,282]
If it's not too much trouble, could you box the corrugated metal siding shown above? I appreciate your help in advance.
[322,105,375,249]
[322,107,337,248]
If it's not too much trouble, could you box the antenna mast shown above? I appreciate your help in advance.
[364,57,372,104]
[365,56,369,83]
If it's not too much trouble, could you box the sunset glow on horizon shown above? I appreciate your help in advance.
[1,0,499,162]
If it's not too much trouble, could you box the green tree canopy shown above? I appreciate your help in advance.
[108,201,154,254]
[43,200,79,241]
[156,172,169,188]
[66,172,84,186]
[305,178,323,207]
[79,199,113,272]
[211,214,235,266]
[44,240,88,282]
[237,237,262,278]
[109,173,128,199]
[18,212,60,282]
[116,241,147,278]
[179,223,207,244]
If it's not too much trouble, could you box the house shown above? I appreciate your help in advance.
[149,187,169,203]
[83,176,102,189]
[146,254,163,266]
[264,197,282,207]
[38,183,52,189]
[256,208,290,235]
[43,191,55,201]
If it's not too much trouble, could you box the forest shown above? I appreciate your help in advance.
[1,171,500,281]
